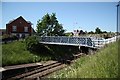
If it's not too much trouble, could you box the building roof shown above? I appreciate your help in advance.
[7,16,33,25]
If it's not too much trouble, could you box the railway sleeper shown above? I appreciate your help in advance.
[10,62,61,79]
[25,64,66,79]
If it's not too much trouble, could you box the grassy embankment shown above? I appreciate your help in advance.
[49,40,119,78]
[2,41,53,66]
[2,40,79,66]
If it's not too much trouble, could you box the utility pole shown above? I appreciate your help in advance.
[117,1,119,36]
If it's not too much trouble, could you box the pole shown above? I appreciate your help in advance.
[117,2,119,40]
[117,4,119,36]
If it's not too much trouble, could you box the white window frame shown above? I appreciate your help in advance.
[24,27,28,32]
[12,26,17,32]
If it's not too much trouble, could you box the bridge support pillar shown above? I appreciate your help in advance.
[88,48,94,55]
[78,45,81,50]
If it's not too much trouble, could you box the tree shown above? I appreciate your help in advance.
[102,31,107,33]
[95,27,102,34]
[88,31,94,34]
[36,13,51,36]
[36,13,65,36]
[79,30,84,35]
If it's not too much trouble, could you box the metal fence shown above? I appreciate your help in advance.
[38,36,94,47]
[38,35,120,48]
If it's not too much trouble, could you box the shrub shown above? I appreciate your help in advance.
[2,34,9,39]
[11,35,19,40]
[25,35,39,52]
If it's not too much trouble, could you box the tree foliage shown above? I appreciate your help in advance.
[25,35,39,52]
[36,13,65,36]
[88,31,94,34]
[95,27,102,34]
[79,30,84,35]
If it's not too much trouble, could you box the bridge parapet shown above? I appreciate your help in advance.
[38,36,95,48]
[38,35,120,49]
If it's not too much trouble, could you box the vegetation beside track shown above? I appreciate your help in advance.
[2,41,54,66]
[49,40,119,78]
[2,39,79,66]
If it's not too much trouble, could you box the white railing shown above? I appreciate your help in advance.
[92,35,120,48]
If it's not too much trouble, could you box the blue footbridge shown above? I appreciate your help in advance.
[38,35,120,49]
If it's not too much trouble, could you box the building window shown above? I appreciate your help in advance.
[24,27,28,32]
[12,26,17,32]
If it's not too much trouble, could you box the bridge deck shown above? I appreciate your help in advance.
[40,42,97,49]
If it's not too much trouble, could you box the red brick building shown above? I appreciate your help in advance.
[6,16,35,38]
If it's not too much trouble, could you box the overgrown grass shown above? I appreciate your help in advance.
[49,40,119,78]
[2,40,80,66]
[2,41,53,66]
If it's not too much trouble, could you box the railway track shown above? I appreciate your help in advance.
[10,61,66,79]
[2,52,85,80]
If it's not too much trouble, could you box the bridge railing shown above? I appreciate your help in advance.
[38,35,120,48]
[38,36,94,47]
[92,35,120,48]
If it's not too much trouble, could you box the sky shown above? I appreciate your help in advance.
[1,2,120,32]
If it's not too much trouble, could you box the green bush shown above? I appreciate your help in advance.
[2,34,9,39]
[25,35,39,52]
